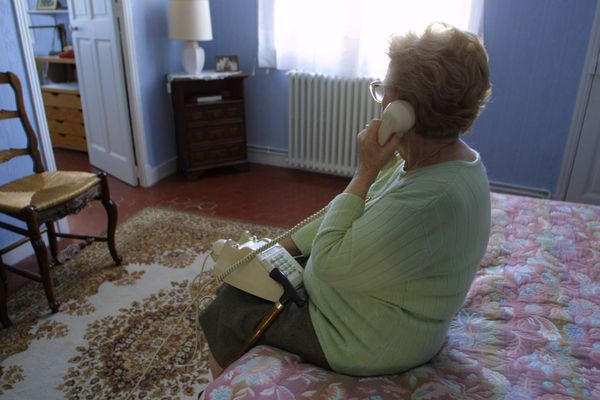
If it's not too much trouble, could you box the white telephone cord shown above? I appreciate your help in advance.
[215,205,329,283]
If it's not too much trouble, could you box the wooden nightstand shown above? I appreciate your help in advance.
[168,73,250,179]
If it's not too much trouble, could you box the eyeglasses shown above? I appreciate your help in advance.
[369,80,385,103]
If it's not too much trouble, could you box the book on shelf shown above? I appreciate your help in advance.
[196,95,223,103]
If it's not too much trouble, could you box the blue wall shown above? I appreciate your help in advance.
[467,0,597,192]
[202,0,289,152]
[131,0,182,167]
[0,2,40,248]
[201,0,597,194]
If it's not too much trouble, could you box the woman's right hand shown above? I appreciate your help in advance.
[355,119,403,178]
[344,120,402,199]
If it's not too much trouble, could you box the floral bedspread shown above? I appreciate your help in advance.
[204,193,600,399]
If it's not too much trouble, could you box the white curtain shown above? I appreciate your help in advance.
[258,0,484,79]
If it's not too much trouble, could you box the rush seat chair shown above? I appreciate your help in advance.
[0,71,121,327]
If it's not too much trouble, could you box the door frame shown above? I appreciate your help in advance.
[12,0,152,186]
[555,1,600,200]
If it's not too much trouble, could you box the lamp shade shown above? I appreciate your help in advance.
[169,0,213,41]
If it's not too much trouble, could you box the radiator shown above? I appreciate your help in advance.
[288,72,380,176]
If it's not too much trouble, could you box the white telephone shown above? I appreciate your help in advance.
[211,231,307,303]
[377,100,415,146]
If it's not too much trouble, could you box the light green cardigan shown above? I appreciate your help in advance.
[291,154,491,376]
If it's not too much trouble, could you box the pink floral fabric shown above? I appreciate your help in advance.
[204,193,600,399]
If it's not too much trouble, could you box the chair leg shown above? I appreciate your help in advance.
[46,221,59,263]
[0,259,12,327]
[25,208,59,313]
[98,172,122,266]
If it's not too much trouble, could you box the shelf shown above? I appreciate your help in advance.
[41,82,79,94]
[28,9,68,15]
[35,55,75,64]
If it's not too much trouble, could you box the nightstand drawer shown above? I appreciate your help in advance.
[189,143,246,166]
[187,123,244,144]
[186,101,244,122]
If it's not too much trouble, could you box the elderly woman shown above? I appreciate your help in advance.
[200,22,492,377]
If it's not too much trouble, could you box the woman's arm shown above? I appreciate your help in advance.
[280,236,301,256]
[284,121,400,258]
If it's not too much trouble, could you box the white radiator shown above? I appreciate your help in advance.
[288,72,380,177]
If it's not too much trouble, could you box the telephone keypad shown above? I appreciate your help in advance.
[257,245,304,289]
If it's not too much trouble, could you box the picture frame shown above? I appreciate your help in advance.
[215,55,240,72]
[36,0,59,10]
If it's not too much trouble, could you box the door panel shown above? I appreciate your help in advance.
[68,0,138,185]
[566,71,600,204]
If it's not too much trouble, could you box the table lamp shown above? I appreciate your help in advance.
[169,0,213,75]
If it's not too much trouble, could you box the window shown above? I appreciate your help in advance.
[258,0,483,78]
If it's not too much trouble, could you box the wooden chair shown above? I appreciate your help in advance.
[0,71,121,327]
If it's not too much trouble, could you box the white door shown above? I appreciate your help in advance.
[565,60,600,205]
[68,0,138,185]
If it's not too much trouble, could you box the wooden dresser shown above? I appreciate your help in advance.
[41,83,86,152]
[169,74,249,179]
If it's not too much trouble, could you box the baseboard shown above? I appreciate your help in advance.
[247,145,289,168]
[140,157,178,187]
[490,181,551,199]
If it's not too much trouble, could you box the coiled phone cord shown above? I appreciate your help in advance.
[215,194,374,282]
[214,204,330,283]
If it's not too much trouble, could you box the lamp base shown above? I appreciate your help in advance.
[182,41,205,75]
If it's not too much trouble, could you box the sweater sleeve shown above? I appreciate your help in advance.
[291,159,403,257]
[309,192,431,291]
[290,213,325,256]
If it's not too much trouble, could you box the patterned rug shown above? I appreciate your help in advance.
[0,208,283,399]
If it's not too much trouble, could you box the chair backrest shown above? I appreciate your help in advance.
[0,71,45,174]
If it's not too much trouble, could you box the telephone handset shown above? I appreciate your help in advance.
[377,100,416,146]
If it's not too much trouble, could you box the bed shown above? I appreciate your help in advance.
[203,192,600,399]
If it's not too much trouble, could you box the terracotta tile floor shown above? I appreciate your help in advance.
[6,149,350,294]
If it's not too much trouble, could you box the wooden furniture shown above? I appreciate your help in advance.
[35,55,75,65]
[41,82,86,151]
[0,72,121,327]
[169,73,249,179]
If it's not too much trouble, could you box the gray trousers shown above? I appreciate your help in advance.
[199,283,330,369]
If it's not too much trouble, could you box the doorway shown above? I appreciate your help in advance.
[557,2,600,204]
[13,0,148,186]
